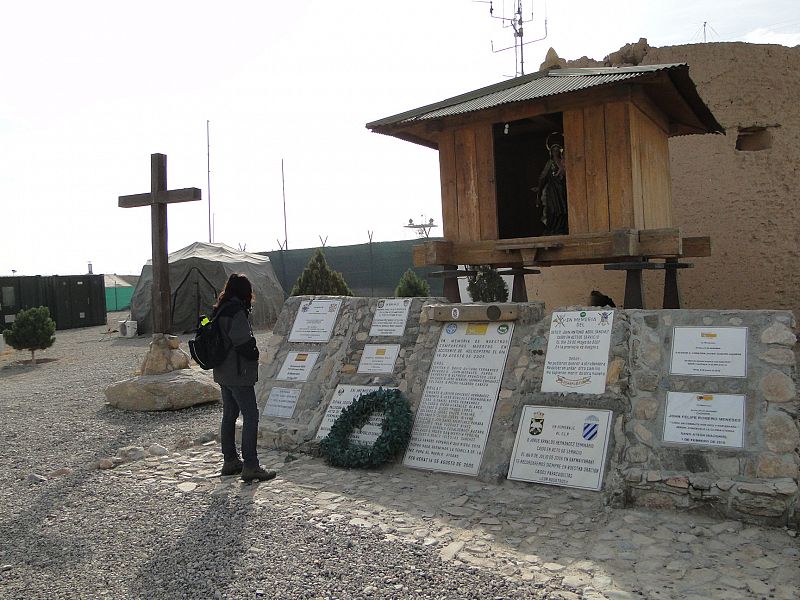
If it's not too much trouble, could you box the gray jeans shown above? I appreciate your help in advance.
[220,385,260,468]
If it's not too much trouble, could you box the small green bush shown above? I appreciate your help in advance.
[395,269,430,297]
[291,249,353,296]
[466,265,508,303]
[3,306,56,364]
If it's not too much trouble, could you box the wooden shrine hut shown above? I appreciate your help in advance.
[366,64,723,307]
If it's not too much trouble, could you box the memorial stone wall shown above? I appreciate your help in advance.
[257,296,798,526]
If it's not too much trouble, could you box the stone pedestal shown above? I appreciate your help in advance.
[140,334,190,375]
[105,334,220,411]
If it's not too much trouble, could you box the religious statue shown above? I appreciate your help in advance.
[534,135,568,235]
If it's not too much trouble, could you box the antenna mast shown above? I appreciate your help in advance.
[484,0,548,76]
[206,120,212,243]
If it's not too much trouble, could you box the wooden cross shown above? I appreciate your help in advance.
[119,153,201,333]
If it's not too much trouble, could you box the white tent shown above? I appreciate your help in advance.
[130,242,285,334]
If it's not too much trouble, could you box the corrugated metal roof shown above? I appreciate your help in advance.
[367,64,702,130]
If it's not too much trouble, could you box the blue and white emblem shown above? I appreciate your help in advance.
[583,415,600,441]
[445,323,457,334]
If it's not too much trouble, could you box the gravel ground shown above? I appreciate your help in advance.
[0,315,545,599]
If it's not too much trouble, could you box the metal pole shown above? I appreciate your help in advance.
[281,158,288,250]
[207,120,212,243]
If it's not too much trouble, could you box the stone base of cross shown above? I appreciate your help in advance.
[119,154,201,334]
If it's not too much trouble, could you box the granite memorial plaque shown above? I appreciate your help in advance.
[276,351,319,382]
[357,344,401,374]
[288,299,342,343]
[316,384,399,444]
[403,322,514,476]
[541,310,614,394]
[663,392,745,448]
[369,298,412,337]
[508,406,612,491]
[263,387,301,419]
[670,327,748,377]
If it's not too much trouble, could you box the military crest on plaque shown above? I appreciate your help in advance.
[529,411,545,435]
[583,415,600,441]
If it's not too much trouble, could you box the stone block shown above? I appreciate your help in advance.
[763,410,800,453]
[632,397,659,420]
[646,470,662,482]
[759,370,795,403]
[632,422,654,445]
[665,476,689,489]
[773,478,799,495]
[626,445,649,463]
[759,347,796,366]
[636,492,676,510]
[635,371,659,392]
[731,494,786,518]
[624,468,643,482]
[606,357,625,384]
[689,475,713,490]
[715,479,735,491]
[755,453,799,479]
[736,482,776,496]
[707,456,740,477]
[760,322,797,346]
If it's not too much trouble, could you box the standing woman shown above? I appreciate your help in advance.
[213,273,275,482]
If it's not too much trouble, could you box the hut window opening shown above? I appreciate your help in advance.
[736,126,772,151]
[493,113,566,239]
[1,286,15,308]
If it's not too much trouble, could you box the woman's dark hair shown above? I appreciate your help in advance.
[214,273,254,312]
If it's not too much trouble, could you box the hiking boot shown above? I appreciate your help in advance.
[241,466,276,482]
[220,459,243,476]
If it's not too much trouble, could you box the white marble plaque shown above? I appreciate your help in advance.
[316,384,399,443]
[263,387,301,418]
[508,406,612,491]
[357,344,401,374]
[369,298,412,337]
[288,299,342,343]
[276,351,319,382]
[541,310,615,394]
[663,392,745,448]
[670,327,748,377]
[403,321,514,476]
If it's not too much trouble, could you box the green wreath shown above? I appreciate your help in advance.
[320,388,413,469]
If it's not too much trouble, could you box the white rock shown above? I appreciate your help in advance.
[27,473,47,483]
[105,369,220,411]
[177,482,197,492]
[147,444,169,456]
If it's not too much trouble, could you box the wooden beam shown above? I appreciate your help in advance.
[681,236,712,257]
[638,228,682,257]
[118,187,202,208]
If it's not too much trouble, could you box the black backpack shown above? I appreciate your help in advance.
[188,303,241,370]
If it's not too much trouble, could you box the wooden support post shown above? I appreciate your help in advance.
[605,261,693,310]
[624,269,645,310]
[497,267,541,303]
[662,259,691,309]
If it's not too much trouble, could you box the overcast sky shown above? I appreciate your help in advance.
[2,0,797,276]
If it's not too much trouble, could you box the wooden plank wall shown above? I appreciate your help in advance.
[565,100,672,233]
[604,102,635,229]
[437,130,459,240]
[630,104,673,229]
[563,109,589,233]
[474,124,498,240]
[438,125,498,241]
